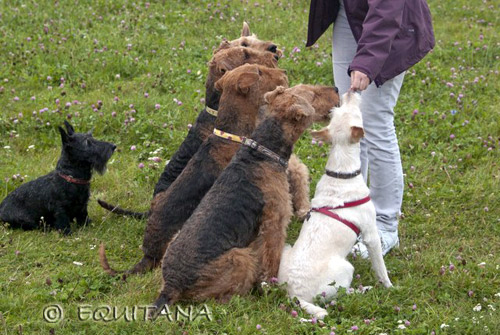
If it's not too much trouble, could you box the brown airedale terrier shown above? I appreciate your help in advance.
[100,63,289,275]
[150,84,339,308]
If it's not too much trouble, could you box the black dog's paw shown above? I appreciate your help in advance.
[59,227,72,236]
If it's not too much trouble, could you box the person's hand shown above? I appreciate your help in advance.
[350,71,370,91]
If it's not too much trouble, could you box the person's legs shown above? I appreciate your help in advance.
[356,73,405,257]
[333,4,404,257]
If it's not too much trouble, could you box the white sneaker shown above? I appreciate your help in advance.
[352,230,399,259]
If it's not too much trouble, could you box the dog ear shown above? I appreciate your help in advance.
[241,22,251,37]
[350,126,365,143]
[64,121,75,135]
[264,86,286,104]
[58,126,70,143]
[236,70,260,95]
[214,76,225,93]
[216,61,230,75]
[311,127,332,143]
[290,102,314,121]
[349,112,364,143]
[214,40,230,54]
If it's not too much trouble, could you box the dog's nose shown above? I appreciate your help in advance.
[267,44,277,53]
[111,144,117,151]
[274,54,279,61]
[334,86,339,93]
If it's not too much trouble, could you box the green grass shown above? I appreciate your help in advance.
[0,0,499,334]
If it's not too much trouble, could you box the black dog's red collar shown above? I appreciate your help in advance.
[308,196,371,236]
[58,173,90,185]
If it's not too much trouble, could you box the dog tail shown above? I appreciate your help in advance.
[99,243,121,276]
[97,199,148,219]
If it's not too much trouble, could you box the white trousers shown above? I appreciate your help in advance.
[332,4,405,233]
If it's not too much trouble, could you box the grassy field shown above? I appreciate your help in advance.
[0,0,498,334]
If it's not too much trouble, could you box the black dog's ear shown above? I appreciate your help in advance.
[64,121,75,135]
[58,126,70,143]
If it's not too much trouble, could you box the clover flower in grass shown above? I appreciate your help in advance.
[155,104,161,110]
[256,324,262,330]
[351,325,358,331]
[13,96,19,101]
[144,92,149,98]
[138,163,145,169]
[291,310,298,318]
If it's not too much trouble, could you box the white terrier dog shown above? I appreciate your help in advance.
[278,91,392,319]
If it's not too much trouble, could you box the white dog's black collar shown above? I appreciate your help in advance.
[325,169,361,179]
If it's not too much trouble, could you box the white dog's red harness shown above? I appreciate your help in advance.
[308,196,371,236]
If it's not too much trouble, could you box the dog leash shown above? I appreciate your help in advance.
[307,196,371,236]
[213,128,288,168]
[58,172,91,185]
[205,106,218,117]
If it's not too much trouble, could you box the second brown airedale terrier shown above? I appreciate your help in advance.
[150,84,339,309]
[99,63,289,275]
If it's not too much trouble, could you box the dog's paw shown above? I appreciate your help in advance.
[313,309,328,320]
[295,209,309,221]
[59,227,72,236]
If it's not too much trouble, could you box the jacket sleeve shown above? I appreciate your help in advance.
[349,0,405,81]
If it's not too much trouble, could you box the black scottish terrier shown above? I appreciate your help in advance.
[0,121,116,234]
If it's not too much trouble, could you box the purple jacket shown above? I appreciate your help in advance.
[307,0,435,86]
